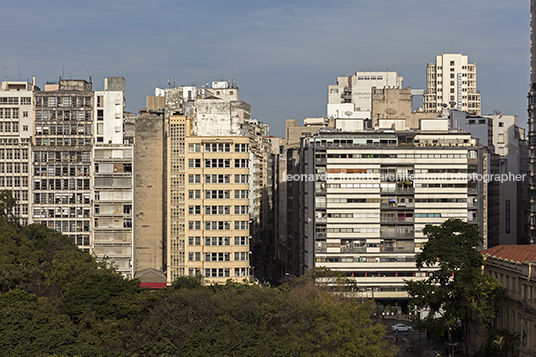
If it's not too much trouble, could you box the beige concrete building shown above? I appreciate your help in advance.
[423,53,481,115]
[135,81,272,285]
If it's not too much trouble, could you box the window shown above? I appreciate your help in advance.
[235,143,249,152]
[235,174,249,183]
[188,190,201,199]
[205,237,231,246]
[188,159,201,168]
[204,205,231,215]
[188,252,201,261]
[205,268,230,278]
[188,236,201,245]
[205,174,230,183]
[499,122,504,127]
[235,236,249,245]
[235,190,249,199]
[188,174,201,183]
[234,159,249,168]
[235,252,249,261]
[205,252,231,262]
[204,190,231,199]
[234,205,248,214]
[204,143,231,152]
[188,268,201,276]
[204,221,231,230]
[235,267,249,277]
[188,221,201,230]
[234,221,249,230]
[205,159,230,168]
[188,143,201,152]
[187,206,200,215]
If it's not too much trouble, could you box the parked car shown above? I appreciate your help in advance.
[391,324,413,332]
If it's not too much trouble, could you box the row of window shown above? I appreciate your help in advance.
[187,221,250,231]
[33,207,90,218]
[188,159,249,168]
[188,190,249,199]
[0,108,28,119]
[33,178,91,190]
[188,252,249,262]
[35,137,92,147]
[188,236,250,246]
[0,122,21,133]
[188,174,249,184]
[35,97,92,108]
[0,176,28,187]
[0,97,31,105]
[188,143,249,153]
[188,205,249,215]
[34,151,90,163]
[34,165,90,177]
[33,220,91,232]
[36,110,92,121]
[189,268,249,278]
[36,124,92,135]
[34,192,91,204]
[0,148,28,160]
[0,162,28,174]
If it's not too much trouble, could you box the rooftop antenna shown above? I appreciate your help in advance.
[195,63,197,87]
[18,60,21,80]
[117,58,119,75]
[2,67,7,82]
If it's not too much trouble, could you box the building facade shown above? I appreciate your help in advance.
[298,125,486,299]
[481,245,536,357]
[527,0,536,244]
[423,53,481,115]
[0,79,38,225]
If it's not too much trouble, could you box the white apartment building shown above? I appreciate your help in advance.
[0,80,37,225]
[423,53,481,115]
[327,71,403,120]
[300,126,484,299]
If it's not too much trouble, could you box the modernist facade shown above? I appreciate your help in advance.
[24,78,134,277]
[0,79,37,226]
[423,53,481,115]
[297,124,486,299]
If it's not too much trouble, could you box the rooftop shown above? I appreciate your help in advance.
[482,245,536,263]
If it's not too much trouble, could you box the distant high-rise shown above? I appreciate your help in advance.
[423,53,481,116]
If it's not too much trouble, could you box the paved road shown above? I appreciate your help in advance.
[382,317,446,357]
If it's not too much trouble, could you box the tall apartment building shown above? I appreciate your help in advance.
[31,78,133,277]
[327,71,403,121]
[297,120,487,300]
[423,53,481,115]
[0,79,38,225]
[528,0,536,243]
[135,81,272,285]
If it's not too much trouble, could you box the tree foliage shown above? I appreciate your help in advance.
[404,218,505,355]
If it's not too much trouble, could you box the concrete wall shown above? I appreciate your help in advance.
[134,110,165,274]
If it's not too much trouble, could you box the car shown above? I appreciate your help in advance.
[391,324,413,332]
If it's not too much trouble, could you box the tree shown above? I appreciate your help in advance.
[0,189,19,223]
[404,218,505,355]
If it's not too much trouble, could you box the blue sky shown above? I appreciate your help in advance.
[1,0,529,136]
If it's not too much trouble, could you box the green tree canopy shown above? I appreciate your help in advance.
[405,218,505,355]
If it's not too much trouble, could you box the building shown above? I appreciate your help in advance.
[31,78,134,277]
[527,0,536,244]
[135,81,272,285]
[0,79,38,225]
[423,53,481,115]
[481,245,536,357]
[327,71,403,122]
[295,120,489,301]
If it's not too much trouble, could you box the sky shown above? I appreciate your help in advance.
[1,0,529,137]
